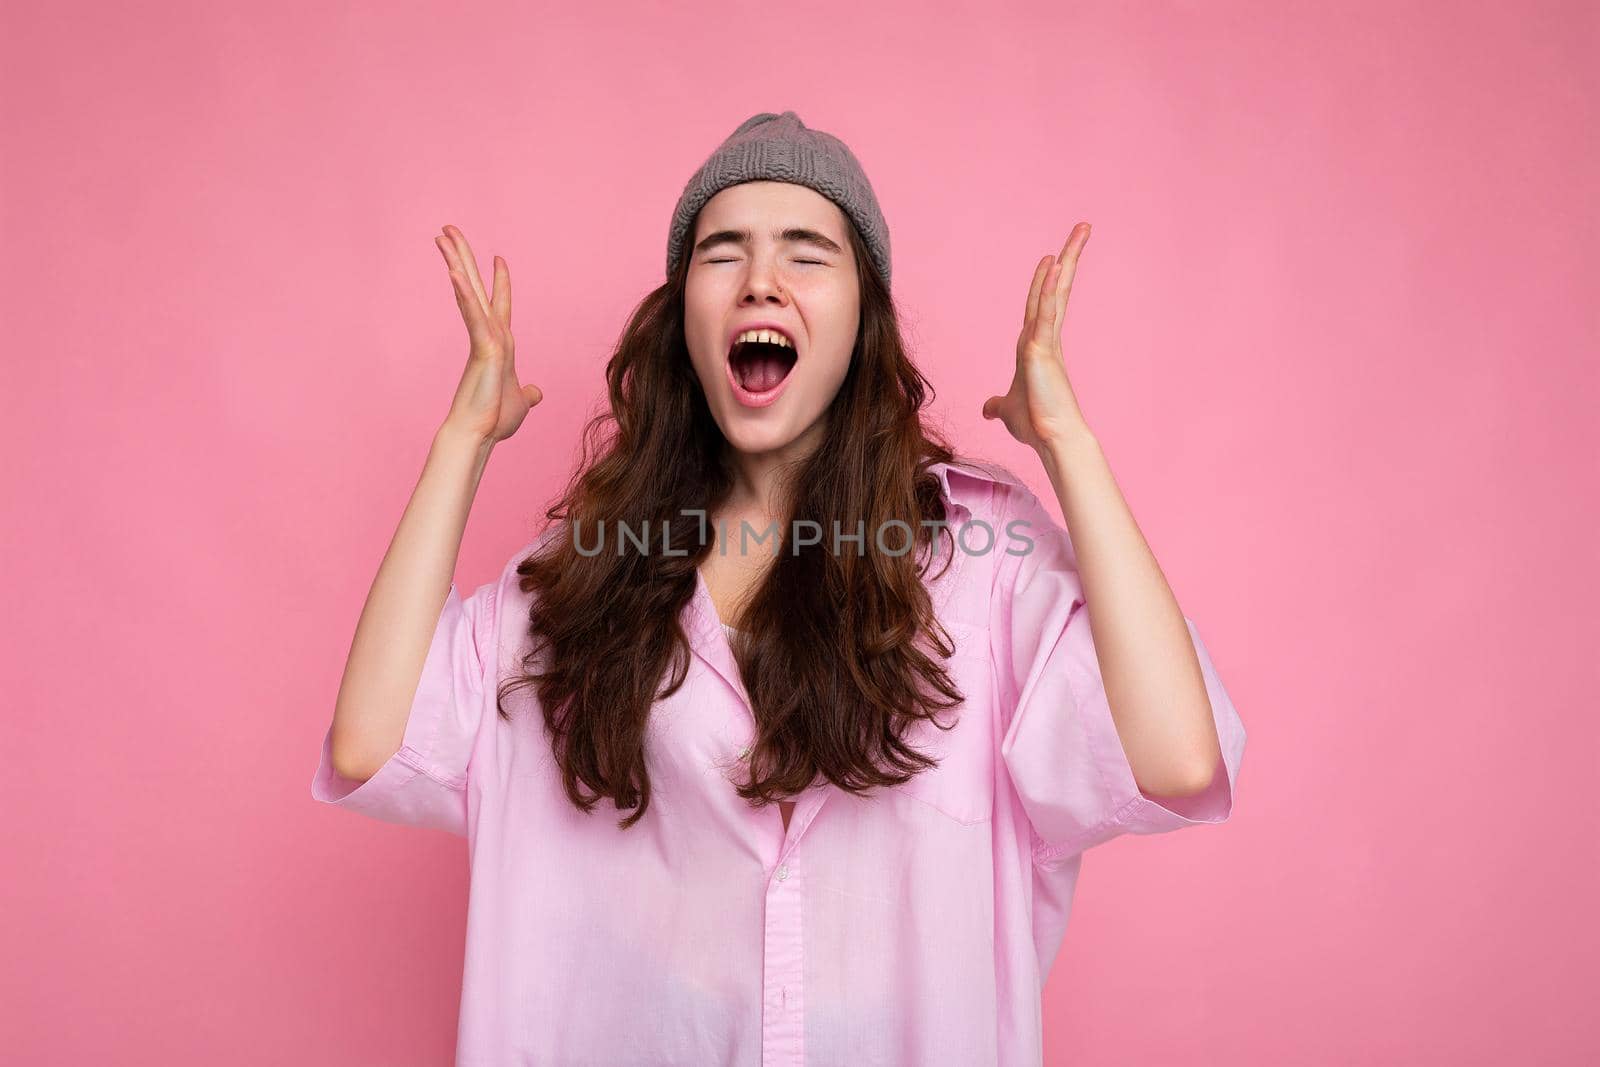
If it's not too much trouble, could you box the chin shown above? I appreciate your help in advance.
[719,418,800,456]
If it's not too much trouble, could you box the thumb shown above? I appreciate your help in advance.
[523,383,543,407]
[981,395,1003,420]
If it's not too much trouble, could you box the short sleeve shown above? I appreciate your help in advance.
[991,483,1247,869]
[310,578,498,838]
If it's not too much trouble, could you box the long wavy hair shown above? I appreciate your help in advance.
[496,210,970,829]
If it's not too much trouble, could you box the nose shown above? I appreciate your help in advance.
[739,257,789,305]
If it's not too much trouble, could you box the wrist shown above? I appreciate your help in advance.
[1036,424,1101,470]
[433,420,496,469]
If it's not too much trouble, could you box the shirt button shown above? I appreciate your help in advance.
[776,864,790,881]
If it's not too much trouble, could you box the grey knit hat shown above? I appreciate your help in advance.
[665,110,892,289]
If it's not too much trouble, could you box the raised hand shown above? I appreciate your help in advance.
[981,222,1092,453]
[434,224,543,445]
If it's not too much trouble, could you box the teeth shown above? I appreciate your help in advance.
[733,329,793,349]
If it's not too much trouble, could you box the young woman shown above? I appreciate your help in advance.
[313,111,1246,1066]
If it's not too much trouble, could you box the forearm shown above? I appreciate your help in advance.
[1035,427,1222,797]
[328,422,494,780]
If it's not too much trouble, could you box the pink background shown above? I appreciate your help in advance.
[4,1,1595,1063]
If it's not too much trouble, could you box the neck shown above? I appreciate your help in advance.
[724,417,826,517]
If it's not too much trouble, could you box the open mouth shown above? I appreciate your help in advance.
[727,338,798,399]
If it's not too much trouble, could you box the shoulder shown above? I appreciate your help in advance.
[928,455,1074,595]
[486,524,564,617]
[927,454,1050,527]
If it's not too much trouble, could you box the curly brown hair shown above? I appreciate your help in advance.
[496,210,971,830]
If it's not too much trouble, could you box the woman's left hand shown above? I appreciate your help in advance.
[982,222,1093,453]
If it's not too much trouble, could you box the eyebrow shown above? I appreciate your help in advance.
[693,227,845,257]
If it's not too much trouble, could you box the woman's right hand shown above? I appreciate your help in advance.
[434,224,543,446]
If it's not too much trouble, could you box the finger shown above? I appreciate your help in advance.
[1045,224,1090,349]
[435,233,463,275]
[981,395,1004,420]
[1024,256,1052,328]
[446,269,479,333]
[1053,222,1090,308]
[444,225,492,312]
[523,383,543,407]
[1031,260,1063,349]
[435,235,482,316]
[447,269,488,344]
[492,256,511,328]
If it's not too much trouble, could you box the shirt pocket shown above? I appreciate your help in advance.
[887,650,996,825]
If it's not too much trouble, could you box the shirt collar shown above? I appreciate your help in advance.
[928,456,1028,522]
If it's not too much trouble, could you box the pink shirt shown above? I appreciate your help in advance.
[312,459,1247,1065]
